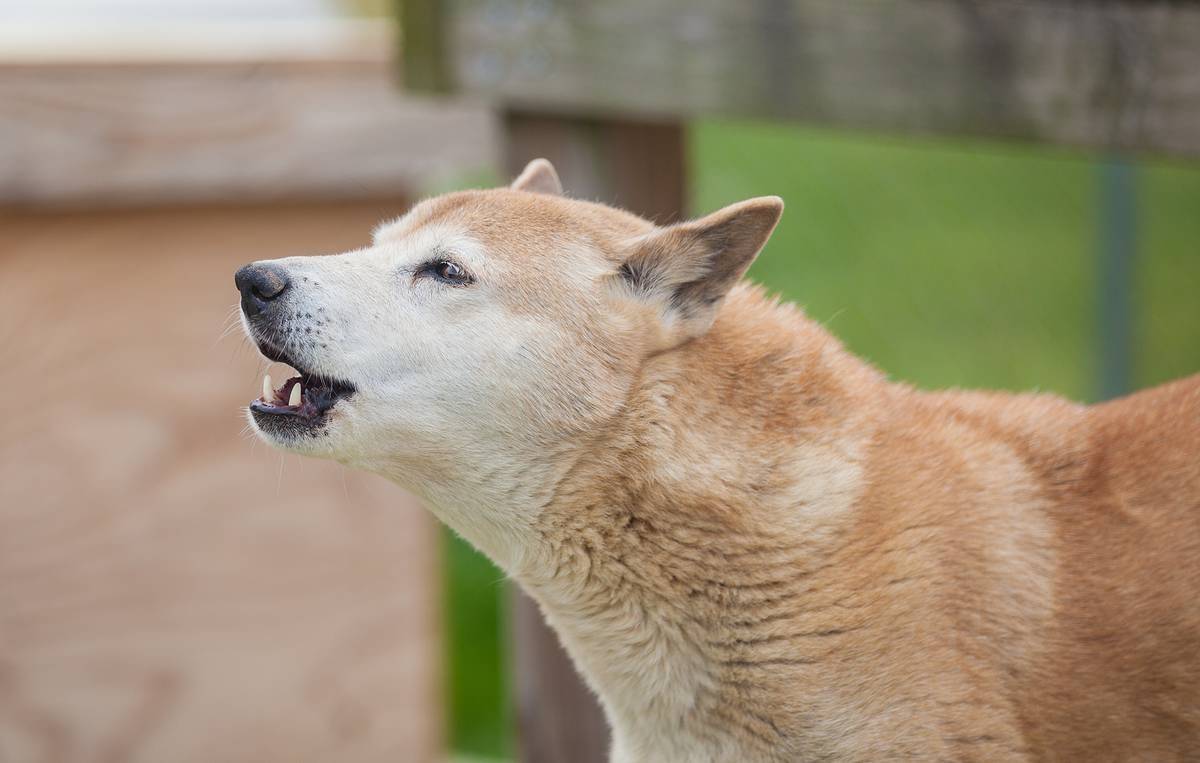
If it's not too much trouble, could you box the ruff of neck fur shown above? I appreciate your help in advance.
[514,286,882,761]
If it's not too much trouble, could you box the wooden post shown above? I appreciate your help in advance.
[504,112,688,224]
[504,110,687,763]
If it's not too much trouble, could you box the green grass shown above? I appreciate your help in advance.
[443,121,1200,758]
[693,121,1100,398]
[443,528,512,756]
[693,120,1199,401]
[1136,162,1200,388]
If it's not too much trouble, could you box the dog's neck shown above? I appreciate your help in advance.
[419,289,888,760]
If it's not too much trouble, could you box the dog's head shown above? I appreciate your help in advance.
[237,159,781,526]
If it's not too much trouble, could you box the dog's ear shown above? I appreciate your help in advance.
[616,196,783,339]
[511,158,563,196]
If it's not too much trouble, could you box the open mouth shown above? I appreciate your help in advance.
[248,342,355,432]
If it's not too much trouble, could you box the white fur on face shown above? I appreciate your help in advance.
[248,222,511,456]
[243,217,636,566]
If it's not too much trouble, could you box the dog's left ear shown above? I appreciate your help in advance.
[511,158,563,196]
[617,196,783,339]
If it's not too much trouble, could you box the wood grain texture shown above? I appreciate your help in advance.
[0,47,496,206]
[504,111,686,763]
[417,0,1200,158]
[0,200,441,763]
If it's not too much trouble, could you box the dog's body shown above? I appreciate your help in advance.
[529,289,1200,761]
[237,160,1200,761]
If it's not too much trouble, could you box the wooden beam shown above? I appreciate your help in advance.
[505,111,687,763]
[0,24,496,206]
[409,0,1200,158]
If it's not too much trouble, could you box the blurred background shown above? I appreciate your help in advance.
[1,1,1197,762]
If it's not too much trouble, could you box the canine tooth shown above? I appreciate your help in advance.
[288,382,302,407]
[262,374,272,401]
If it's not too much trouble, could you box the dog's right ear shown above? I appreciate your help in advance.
[511,158,563,196]
[615,196,783,341]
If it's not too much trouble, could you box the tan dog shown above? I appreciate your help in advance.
[236,159,1200,762]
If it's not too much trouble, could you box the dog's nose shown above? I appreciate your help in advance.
[235,263,290,318]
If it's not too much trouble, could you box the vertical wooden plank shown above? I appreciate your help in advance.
[503,110,686,763]
[504,112,687,224]
[509,590,609,763]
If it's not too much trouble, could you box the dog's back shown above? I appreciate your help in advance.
[1029,376,1200,758]
[890,376,1200,759]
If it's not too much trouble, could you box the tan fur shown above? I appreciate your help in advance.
[527,295,1200,761]
[242,161,1200,762]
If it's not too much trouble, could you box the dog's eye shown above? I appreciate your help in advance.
[437,262,466,281]
[419,260,473,286]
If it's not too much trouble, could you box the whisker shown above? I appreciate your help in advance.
[213,304,246,347]
[215,319,244,346]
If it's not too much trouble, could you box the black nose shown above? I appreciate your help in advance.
[235,263,290,318]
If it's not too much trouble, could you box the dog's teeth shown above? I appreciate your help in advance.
[289,382,302,407]
[262,374,272,401]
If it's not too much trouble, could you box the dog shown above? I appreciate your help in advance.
[236,159,1200,762]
